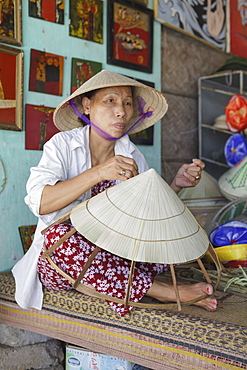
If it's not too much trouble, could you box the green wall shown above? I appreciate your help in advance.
[0,0,162,272]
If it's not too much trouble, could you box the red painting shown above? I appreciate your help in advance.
[29,0,64,24]
[29,49,64,96]
[0,51,16,127]
[107,0,153,73]
[0,46,23,131]
[228,1,247,58]
[25,104,60,150]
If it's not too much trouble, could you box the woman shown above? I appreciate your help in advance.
[12,70,217,316]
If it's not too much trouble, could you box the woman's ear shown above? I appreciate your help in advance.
[82,96,91,115]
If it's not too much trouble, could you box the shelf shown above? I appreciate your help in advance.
[200,124,232,135]
[198,70,247,179]
[200,157,229,168]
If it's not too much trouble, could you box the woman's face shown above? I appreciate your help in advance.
[82,86,134,139]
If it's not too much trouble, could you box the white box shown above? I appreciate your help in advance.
[66,344,151,370]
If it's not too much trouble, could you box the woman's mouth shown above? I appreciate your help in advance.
[113,122,126,130]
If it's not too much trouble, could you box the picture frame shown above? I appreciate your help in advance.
[71,58,102,93]
[154,0,226,51]
[226,1,247,59]
[28,0,65,24]
[69,0,103,44]
[131,0,148,6]
[29,49,64,96]
[18,225,37,254]
[129,78,154,146]
[25,104,59,151]
[107,0,153,73]
[0,0,22,46]
[0,45,23,131]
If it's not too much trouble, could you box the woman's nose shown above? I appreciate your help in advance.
[116,104,126,118]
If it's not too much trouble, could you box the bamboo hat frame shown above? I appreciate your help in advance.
[218,156,247,201]
[41,169,223,311]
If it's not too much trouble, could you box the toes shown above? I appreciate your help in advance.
[206,298,217,311]
[205,284,214,295]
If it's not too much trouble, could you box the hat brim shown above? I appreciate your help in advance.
[53,70,168,134]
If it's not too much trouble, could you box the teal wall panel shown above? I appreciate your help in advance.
[0,0,161,271]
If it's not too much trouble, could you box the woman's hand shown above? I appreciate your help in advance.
[96,155,139,181]
[40,155,138,215]
[170,158,205,194]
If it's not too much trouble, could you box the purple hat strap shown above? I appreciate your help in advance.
[68,96,153,141]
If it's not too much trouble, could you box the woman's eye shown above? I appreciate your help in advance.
[125,101,132,106]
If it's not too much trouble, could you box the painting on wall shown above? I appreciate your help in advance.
[19,225,37,253]
[154,0,226,51]
[227,0,247,59]
[129,78,154,145]
[107,0,153,73]
[69,0,103,43]
[0,0,22,45]
[132,0,148,6]
[25,104,60,150]
[29,49,64,96]
[0,45,23,131]
[28,0,65,24]
[71,58,102,93]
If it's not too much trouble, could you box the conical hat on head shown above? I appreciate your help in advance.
[53,70,168,134]
[70,169,210,264]
[218,156,247,200]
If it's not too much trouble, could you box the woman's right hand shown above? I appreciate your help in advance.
[40,156,138,215]
[96,155,139,181]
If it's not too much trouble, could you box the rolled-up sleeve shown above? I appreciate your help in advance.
[24,136,69,222]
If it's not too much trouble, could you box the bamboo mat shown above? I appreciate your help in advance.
[0,270,246,370]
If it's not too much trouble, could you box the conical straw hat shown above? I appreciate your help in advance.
[179,170,225,203]
[70,169,210,264]
[218,156,247,200]
[53,70,168,134]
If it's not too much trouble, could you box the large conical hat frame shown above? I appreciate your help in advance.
[218,156,247,200]
[41,169,223,311]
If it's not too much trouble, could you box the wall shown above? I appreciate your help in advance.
[160,27,231,184]
[0,0,162,272]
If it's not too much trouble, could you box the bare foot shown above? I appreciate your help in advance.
[177,282,217,311]
[146,280,217,311]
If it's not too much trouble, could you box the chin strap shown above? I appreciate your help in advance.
[69,96,153,141]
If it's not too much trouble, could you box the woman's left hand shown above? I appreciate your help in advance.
[170,158,205,194]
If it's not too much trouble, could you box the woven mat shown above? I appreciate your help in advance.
[154,268,247,327]
[0,271,246,370]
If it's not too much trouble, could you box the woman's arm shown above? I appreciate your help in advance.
[39,155,139,215]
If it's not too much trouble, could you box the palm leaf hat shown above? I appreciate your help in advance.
[218,156,247,201]
[41,169,222,311]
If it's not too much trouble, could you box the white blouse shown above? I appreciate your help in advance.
[12,125,149,310]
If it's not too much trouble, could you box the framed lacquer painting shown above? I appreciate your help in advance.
[154,0,226,51]
[0,45,23,131]
[107,0,153,73]
[0,0,22,46]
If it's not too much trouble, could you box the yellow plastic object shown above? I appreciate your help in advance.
[207,244,247,262]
